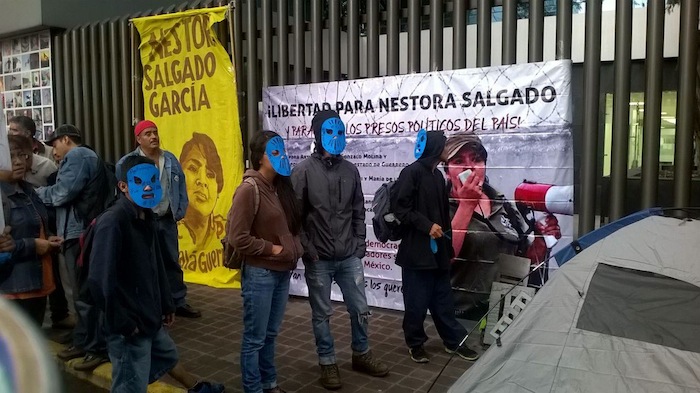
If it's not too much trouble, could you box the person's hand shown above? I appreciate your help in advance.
[429,224,443,239]
[35,238,61,255]
[271,245,284,255]
[0,227,14,253]
[163,313,175,327]
[48,236,64,247]
[536,214,561,240]
[454,170,483,206]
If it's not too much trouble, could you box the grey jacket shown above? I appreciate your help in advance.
[291,153,366,262]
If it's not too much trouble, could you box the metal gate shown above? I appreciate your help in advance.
[51,0,699,237]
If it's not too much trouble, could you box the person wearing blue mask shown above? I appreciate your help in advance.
[391,130,480,364]
[291,110,389,390]
[87,155,225,393]
[226,131,303,393]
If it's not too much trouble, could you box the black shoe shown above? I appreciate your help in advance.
[73,353,109,372]
[445,345,480,361]
[409,346,430,363]
[263,387,286,393]
[319,364,342,390]
[57,345,85,361]
[176,304,202,318]
[189,381,225,393]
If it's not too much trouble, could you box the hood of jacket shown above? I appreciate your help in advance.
[417,130,447,168]
[243,168,274,190]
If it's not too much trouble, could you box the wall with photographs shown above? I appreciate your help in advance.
[0,30,55,141]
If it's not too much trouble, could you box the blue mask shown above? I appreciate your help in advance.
[414,129,428,159]
[266,136,291,176]
[127,163,163,209]
[320,117,347,155]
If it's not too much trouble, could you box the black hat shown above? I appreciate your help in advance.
[46,124,82,145]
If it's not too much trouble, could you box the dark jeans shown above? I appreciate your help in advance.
[48,253,69,323]
[64,238,107,354]
[12,296,48,327]
[401,267,466,350]
[154,214,187,308]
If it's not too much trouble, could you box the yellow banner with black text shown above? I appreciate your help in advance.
[133,6,243,288]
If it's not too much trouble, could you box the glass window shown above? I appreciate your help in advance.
[602,91,678,178]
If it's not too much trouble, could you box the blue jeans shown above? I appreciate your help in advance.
[241,265,291,393]
[107,327,179,393]
[304,256,370,365]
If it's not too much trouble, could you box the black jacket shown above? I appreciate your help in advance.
[392,131,453,270]
[291,152,366,262]
[87,196,174,337]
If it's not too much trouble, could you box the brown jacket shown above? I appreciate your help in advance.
[227,170,303,271]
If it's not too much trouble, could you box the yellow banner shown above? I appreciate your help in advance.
[133,6,243,288]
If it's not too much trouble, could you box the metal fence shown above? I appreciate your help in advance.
[50,0,698,238]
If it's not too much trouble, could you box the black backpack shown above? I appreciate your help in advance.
[73,157,118,224]
[372,181,405,242]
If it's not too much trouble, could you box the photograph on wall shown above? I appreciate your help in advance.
[263,60,573,312]
[0,31,55,140]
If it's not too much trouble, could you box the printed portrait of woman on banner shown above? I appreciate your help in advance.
[178,132,226,251]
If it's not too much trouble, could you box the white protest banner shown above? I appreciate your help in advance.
[263,60,573,311]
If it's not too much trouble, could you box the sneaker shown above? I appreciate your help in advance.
[73,353,110,372]
[445,345,480,361]
[263,387,286,393]
[176,303,202,318]
[409,346,430,363]
[319,364,342,390]
[57,345,85,361]
[351,350,390,377]
[189,381,226,393]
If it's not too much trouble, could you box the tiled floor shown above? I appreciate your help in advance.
[165,284,482,393]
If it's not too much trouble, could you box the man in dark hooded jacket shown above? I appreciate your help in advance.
[291,110,389,390]
[391,130,480,364]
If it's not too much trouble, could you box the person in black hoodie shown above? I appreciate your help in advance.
[88,155,224,393]
[391,130,480,364]
[291,110,389,390]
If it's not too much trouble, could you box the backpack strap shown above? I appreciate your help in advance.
[243,177,260,216]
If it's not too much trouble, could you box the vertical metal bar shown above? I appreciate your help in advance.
[234,0,245,88]
[367,0,380,77]
[110,20,125,157]
[609,0,632,221]
[53,35,66,126]
[63,33,74,125]
[89,24,102,155]
[310,0,323,82]
[556,0,572,60]
[80,26,92,143]
[453,0,467,69]
[407,0,420,73]
[477,0,491,67]
[130,22,144,123]
[386,0,400,76]
[122,19,134,151]
[277,0,288,85]
[99,23,113,162]
[328,0,341,80]
[262,0,273,87]
[640,0,665,209]
[227,4,243,126]
[429,0,443,71]
[529,0,544,62]
[674,0,699,208]
[347,0,360,79]
[580,0,602,235]
[293,0,305,84]
[247,0,259,140]
[71,30,81,128]
[502,0,517,65]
